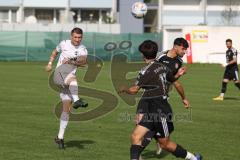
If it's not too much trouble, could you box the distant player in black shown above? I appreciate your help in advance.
[140,38,190,155]
[119,40,202,160]
[213,39,240,101]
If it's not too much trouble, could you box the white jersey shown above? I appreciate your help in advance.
[56,40,88,74]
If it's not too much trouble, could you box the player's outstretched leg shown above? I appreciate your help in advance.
[65,74,88,109]
[73,98,88,109]
[158,138,202,160]
[156,142,162,155]
[130,125,149,160]
[69,81,88,109]
[194,153,203,160]
[234,81,240,90]
[141,131,155,148]
[141,131,163,155]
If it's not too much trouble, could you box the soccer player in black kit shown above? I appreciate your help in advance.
[213,39,240,101]
[139,37,191,155]
[119,40,202,160]
[157,38,190,111]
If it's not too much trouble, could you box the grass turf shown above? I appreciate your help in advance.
[0,62,239,160]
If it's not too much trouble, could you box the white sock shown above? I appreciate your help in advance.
[57,112,69,139]
[69,80,79,102]
[185,152,197,160]
[58,120,68,139]
[220,93,224,97]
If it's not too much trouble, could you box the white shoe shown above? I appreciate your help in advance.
[156,143,162,155]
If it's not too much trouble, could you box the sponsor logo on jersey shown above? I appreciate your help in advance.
[163,60,169,64]
[175,63,179,69]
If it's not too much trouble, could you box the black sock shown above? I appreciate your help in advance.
[172,144,187,158]
[235,83,240,90]
[130,145,144,160]
[141,131,155,148]
[221,82,227,93]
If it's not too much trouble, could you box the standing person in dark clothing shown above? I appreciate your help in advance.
[156,37,190,108]
[139,37,190,155]
[119,40,202,160]
[213,39,240,101]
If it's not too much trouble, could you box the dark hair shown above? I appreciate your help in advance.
[174,37,189,48]
[71,27,83,35]
[139,40,158,59]
[226,39,232,43]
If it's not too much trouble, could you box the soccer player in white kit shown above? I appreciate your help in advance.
[45,27,88,149]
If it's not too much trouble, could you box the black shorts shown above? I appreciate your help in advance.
[136,98,149,114]
[136,96,168,114]
[223,67,239,81]
[138,98,174,138]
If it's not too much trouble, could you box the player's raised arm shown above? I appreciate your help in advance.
[76,55,87,66]
[45,49,58,72]
[173,80,190,108]
[68,55,87,67]
[165,66,186,83]
[118,85,140,95]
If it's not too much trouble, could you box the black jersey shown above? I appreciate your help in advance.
[156,51,183,75]
[226,47,238,69]
[135,61,176,99]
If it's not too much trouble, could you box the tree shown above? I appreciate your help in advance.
[221,0,240,25]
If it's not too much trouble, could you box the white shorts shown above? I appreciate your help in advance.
[60,73,78,101]
[60,90,72,101]
[53,64,77,101]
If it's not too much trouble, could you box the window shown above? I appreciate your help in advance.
[0,10,17,23]
[35,9,54,23]
[0,10,9,22]
[144,9,157,25]
[144,0,158,5]
[72,9,111,24]
[81,10,99,23]
[71,9,80,23]
[144,9,158,32]
[11,10,17,23]
[102,10,111,23]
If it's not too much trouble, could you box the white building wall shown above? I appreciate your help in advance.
[0,23,120,33]
[161,0,240,26]
[164,26,240,64]
[70,0,113,8]
[23,0,67,8]
[0,0,20,7]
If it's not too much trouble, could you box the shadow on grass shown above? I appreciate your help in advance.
[142,149,169,159]
[65,140,95,149]
[224,97,240,101]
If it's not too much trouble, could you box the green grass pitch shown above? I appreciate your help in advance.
[0,62,239,160]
